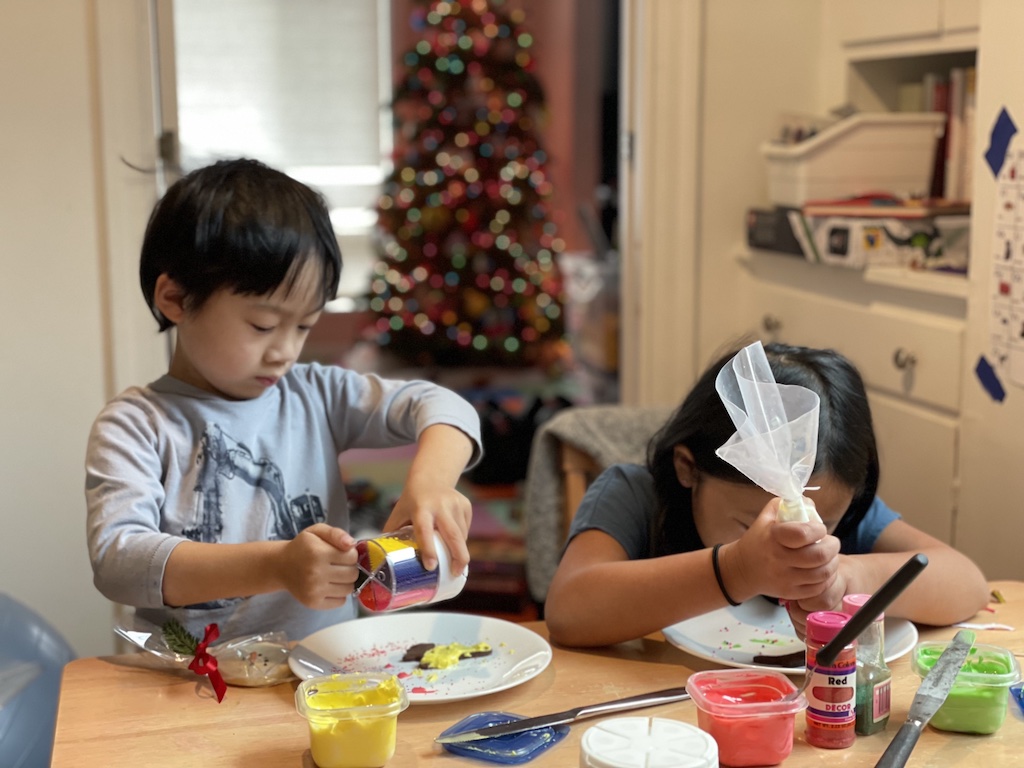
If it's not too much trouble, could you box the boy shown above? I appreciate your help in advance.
[85,158,482,640]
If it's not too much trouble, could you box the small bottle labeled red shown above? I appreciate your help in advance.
[804,610,857,749]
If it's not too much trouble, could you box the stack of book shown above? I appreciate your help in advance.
[903,67,977,202]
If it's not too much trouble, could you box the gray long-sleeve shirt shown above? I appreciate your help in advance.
[85,362,482,640]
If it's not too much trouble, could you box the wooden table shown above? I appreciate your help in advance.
[52,581,1024,767]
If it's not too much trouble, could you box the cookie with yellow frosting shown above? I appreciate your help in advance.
[403,641,493,669]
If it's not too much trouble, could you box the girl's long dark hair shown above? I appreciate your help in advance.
[646,342,879,556]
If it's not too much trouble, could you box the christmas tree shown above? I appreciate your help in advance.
[369,0,565,368]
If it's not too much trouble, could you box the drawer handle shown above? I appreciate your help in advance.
[762,314,782,333]
[893,348,917,370]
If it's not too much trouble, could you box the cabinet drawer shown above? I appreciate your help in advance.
[870,391,956,544]
[837,0,941,44]
[749,284,963,412]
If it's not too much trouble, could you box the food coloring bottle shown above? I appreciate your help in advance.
[804,610,857,749]
[354,526,467,611]
[843,593,891,735]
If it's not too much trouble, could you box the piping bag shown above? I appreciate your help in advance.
[715,340,822,523]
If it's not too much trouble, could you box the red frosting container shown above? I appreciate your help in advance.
[685,669,807,767]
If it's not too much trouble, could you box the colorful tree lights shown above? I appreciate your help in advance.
[370,0,565,367]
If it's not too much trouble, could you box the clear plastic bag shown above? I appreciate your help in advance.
[115,620,293,687]
[715,341,822,523]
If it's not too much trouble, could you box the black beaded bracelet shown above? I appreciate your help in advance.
[712,543,741,606]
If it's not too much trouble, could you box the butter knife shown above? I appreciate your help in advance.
[874,629,976,768]
[435,686,691,744]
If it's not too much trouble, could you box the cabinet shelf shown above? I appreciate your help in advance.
[738,246,968,302]
[862,264,969,298]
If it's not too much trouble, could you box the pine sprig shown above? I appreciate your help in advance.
[162,619,200,656]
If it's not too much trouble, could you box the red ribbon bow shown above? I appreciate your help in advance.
[188,623,227,703]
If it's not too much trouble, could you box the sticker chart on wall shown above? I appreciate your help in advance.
[983,107,1023,401]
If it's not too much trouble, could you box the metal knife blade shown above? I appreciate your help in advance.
[435,685,691,744]
[874,629,976,768]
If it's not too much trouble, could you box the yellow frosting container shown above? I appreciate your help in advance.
[295,673,409,768]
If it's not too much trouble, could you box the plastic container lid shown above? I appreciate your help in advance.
[579,717,717,768]
[438,711,569,765]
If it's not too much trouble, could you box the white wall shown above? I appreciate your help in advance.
[0,1,165,657]
[695,1,823,366]
[0,0,114,656]
[956,0,1024,579]
[624,0,824,403]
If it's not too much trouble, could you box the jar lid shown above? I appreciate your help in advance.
[438,711,568,764]
[579,716,717,768]
[842,593,883,622]
[806,610,853,645]
[431,531,469,602]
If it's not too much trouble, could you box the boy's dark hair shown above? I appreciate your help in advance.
[140,158,342,331]
[646,342,879,556]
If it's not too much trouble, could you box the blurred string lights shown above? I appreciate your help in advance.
[370,0,565,367]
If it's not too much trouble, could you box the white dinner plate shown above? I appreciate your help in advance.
[289,612,552,704]
[662,598,918,674]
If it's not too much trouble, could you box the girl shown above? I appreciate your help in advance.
[544,342,988,647]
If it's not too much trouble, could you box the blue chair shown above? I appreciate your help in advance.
[0,594,76,768]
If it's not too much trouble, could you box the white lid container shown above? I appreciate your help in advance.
[579,716,718,768]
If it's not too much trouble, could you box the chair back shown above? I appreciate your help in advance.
[0,594,76,768]
[523,404,673,603]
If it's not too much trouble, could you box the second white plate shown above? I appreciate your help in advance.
[289,611,552,704]
[663,598,918,674]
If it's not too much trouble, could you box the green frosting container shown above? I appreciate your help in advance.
[911,642,1021,734]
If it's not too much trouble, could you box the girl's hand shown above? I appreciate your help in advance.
[384,481,473,576]
[724,498,840,604]
[787,554,857,637]
[276,523,358,609]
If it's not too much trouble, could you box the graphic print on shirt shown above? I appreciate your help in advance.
[184,422,326,545]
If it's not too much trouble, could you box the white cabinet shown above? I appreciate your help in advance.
[739,253,964,543]
[838,0,943,45]
[869,391,958,543]
[625,0,1017,574]
[836,0,979,45]
[943,0,981,33]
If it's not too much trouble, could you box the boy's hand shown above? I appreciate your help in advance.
[724,498,840,604]
[384,481,472,576]
[276,523,358,609]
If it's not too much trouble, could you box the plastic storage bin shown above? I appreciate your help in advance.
[762,113,945,207]
[910,642,1021,734]
[295,673,409,768]
[685,669,807,767]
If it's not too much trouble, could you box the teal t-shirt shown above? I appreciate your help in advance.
[568,463,899,558]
